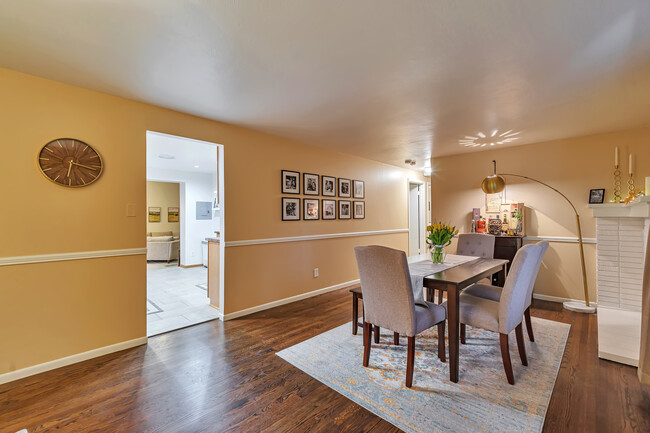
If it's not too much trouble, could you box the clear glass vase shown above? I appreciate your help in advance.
[431,245,446,264]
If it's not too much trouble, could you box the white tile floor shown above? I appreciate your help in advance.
[147,262,220,336]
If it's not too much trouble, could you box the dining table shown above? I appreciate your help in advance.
[417,254,509,383]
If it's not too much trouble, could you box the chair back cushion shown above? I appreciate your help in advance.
[354,245,416,335]
[457,233,495,258]
[498,244,542,333]
[525,241,549,307]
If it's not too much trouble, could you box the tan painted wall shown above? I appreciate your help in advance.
[146,181,180,235]
[0,67,424,375]
[431,128,650,302]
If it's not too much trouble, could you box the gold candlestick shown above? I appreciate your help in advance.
[613,165,622,203]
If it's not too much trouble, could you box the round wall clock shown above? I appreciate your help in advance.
[38,138,103,187]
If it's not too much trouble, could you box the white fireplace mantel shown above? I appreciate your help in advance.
[589,196,649,367]
[588,196,650,218]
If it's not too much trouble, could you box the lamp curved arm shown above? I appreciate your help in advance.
[498,173,579,216]
[497,171,590,308]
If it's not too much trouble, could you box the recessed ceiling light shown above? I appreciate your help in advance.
[460,130,521,148]
[158,154,175,159]
[194,165,200,168]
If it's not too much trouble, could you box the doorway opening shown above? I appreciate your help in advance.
[145,131,224,336]
[408,180,427,257]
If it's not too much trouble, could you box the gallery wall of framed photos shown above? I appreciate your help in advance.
[281,170,365,221]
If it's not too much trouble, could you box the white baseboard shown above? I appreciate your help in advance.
[0,337,147,385]
[533,293,597,307]
[598,350,639,367]
[223,279,360,321]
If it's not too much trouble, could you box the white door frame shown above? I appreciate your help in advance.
[407,179,427,256]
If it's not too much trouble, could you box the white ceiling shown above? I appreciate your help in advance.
[146,131,217,174]
[2,1,650,169]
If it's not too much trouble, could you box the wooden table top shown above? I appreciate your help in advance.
[423,257,508,288]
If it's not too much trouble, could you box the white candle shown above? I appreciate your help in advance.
[629,154,633,175]
[615,147,619,167]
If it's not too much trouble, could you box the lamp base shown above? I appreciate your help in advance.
[563,301,597,314]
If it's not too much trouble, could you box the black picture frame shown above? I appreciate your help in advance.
[353,201,365,219]
[282,170,300,194]
[303,173,319,195]
[322,199,336,220]
[304,198,320,220]
[338,178,351,198]
[282,197,300,221]
[322,175,336,197]
[353,180,365,199]
[338,200,351,219]
[589,188,605,204]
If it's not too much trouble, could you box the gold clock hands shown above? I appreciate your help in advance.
[71,162,98,171]
[67,160,73,178]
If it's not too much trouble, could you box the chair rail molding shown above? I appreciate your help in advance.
[224,228,409,247]
[0,248,147,266]
[524,235,596,244]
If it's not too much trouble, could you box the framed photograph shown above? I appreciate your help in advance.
[282,170,300,194]
[322,175,336,197]
[168,207,179,222]
[282,197,300,221]
[304,198,320,220]
[485,193,502,213]
[353,201,365,219]
[148,207,161,223]
[353,180,365,199]
[338,200,351,219]
[589,188,605,204]
[304,173,319,195]
[338,178,351,198]
[322,199,336,220]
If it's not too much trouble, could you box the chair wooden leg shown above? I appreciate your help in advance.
[363,322,372,367]
[524,307,535,342]
[460,323,466,344]
[406,336,415,388]
[500,333,515,385]
[352,294,359,335]
[374,325,380,344]
[437,289,443,304]
[515,323,528,366]
[394,332,399,345]
[437,321,446,362]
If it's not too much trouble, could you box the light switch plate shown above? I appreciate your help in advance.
[126,203,136,217]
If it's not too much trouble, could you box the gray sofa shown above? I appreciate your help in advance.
[147,231,180,263]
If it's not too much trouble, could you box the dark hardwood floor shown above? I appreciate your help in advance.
[1,289,649,433]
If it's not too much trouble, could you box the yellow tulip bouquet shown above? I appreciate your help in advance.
[426,222,459,264]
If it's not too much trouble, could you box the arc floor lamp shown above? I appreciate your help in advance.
[481,160,596,313]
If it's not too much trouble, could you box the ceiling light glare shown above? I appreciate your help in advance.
[459,129,521,149]
[158,154,175,159]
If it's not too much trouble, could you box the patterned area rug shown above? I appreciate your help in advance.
[277,318,569,433]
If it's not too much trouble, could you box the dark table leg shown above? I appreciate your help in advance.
[496,264,506,287]
[447,283,460,383]
[352,293,359,335]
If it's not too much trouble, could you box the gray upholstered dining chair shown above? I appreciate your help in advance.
[457,233,496,258]
[354,245,447,388]
[431,233,496,303]
[463,241,549,342]
[456,244,542,385]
